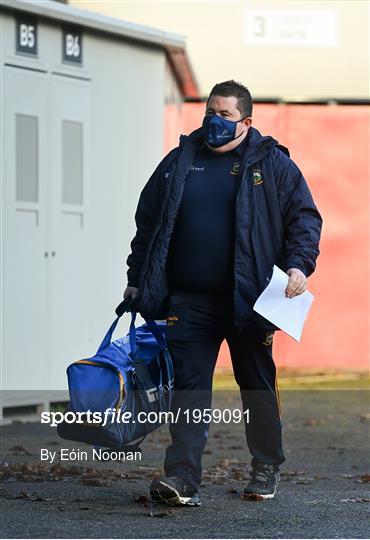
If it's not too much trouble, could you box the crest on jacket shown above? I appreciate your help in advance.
[230,161,240,175]
[253,169,263,185]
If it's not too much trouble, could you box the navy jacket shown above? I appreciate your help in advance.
[126,126,323,331]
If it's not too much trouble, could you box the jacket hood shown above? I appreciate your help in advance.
[179,126,282,164]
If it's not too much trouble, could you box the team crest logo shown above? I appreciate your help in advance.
[166,315,179,326]
[262,331,274,346]
[230,161,240,175]
[253,169,263,185]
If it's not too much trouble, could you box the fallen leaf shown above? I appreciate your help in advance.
[357,474,370,483]
[7,446,32,456]
[340,498,370,503]
[149,511,172,517]
[13,491,53,502]
[241,493,265,501]
[134,494,148,504]
[292,478,314,484]
[12,491,30,499]
[303,418,325,426]
[81,478,109,487]
[281,470,306,477]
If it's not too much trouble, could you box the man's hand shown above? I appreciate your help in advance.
[123,286,139,300]
[285,268,307,298]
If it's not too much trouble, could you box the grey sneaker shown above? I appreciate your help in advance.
[150,476,201,506]
[243,461,280,499]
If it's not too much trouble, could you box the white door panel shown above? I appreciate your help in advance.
[3,67,49,391]
[48,76,92,390]
[3,68,92,397]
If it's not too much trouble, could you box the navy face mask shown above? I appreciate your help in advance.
[202,113,248,148]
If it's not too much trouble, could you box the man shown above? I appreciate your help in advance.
[124,80,322,506]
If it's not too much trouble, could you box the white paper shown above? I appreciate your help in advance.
[253,265,314,342]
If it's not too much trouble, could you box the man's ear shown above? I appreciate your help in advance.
[243,117,252,130]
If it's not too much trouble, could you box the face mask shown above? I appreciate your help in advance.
[202,114,248,148]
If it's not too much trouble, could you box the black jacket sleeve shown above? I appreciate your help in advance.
[126,148,179,288]
[274,150,323,277]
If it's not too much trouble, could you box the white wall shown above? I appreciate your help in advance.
[86,31,165,347]
[70,0,370,100]
[0,9,166,400]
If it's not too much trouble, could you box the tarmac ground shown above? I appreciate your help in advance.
[0,382,369,539]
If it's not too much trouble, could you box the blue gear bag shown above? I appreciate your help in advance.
[57,297,174,454]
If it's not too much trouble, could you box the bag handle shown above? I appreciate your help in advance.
[97,296,166,355]
[115,297,135,318]
[96,297,133,354]
[137,319,167,349]
[128,316,166,356]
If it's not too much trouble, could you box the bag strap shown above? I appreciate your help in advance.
[97,297,166,355]
[96,297,133,354]
[115,297,133,317]
[128,316,166,358]
[144,319,167,349]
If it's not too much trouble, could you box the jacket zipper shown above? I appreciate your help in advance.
[234,162,248,333]
[234,158,264,332]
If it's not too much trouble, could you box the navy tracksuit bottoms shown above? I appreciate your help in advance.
[163,289,285,490]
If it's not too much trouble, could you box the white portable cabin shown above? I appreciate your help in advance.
[0,0,198,421]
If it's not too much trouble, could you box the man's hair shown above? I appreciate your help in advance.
[207,80,253,117]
